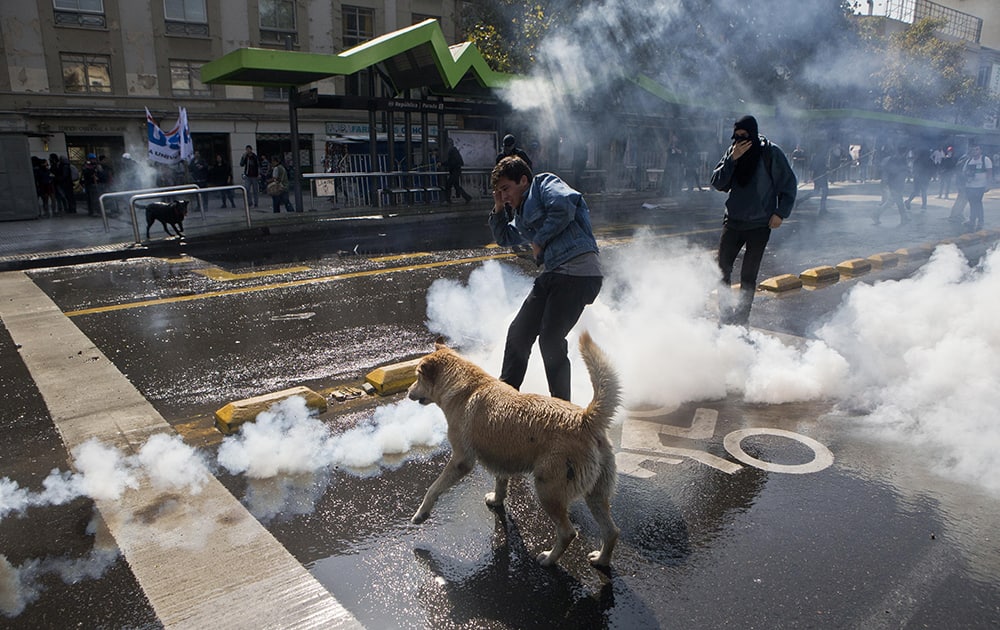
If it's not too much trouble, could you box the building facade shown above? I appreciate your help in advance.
[0,0,465,218]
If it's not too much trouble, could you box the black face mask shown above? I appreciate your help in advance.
[733,136,762,186]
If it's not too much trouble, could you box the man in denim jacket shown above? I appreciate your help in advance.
[488,156,602,401]
[710,115,797,327]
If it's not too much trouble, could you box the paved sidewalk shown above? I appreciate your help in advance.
[0,193,479,270]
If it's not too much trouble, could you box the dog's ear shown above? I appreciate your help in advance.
[434,336,448,350]
[416,355,439,384]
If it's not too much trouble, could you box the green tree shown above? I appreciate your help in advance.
[460,1,557,73]
[870,17,988,124]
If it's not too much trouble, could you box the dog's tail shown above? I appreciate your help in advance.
[580,331,621,429]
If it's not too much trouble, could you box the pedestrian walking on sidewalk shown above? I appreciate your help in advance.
[210,154,235,208]
[810,150,829,215]
[240,145,260,208]
[442,138,472,203]
[267,156,295,213]
[874,147,909,226]
[962,144,993,231]
[905,148,934,210]
[710,115,797,327]
[80,154,100,216]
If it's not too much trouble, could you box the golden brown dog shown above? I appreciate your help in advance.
[407,331,621,568]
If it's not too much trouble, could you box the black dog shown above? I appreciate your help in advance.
[145,199,189,239]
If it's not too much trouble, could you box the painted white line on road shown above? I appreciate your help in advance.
[0,270,363,630]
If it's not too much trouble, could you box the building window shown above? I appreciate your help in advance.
[263,86,290,101]
[343,5,375,96]
[164,0,208,36]
[260,0,297,46]
[61,53,112,94]
[53,0,106,28]
[170,60,211,97]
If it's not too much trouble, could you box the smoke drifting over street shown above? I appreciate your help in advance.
[216,395,447,478]
[0,435,207,618]
[816,244,1000,494]
[4,238,998,617]
[423,238,1000,496]
[503,0,869,137]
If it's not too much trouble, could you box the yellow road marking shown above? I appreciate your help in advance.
[64,253,517,317]
[194,265,312,281]
[368,252,432,263]
[64,228,721,318]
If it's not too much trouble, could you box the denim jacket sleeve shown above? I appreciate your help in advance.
[488,207,526,246]
[525,175,580,250]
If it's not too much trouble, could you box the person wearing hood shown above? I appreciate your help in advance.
[495,134,532,169]
[710,115,797,327]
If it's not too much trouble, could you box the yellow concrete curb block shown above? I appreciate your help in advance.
[867,252,899,269]
[894,243,934,259]
[759,274,803,292]
[799,266,840,285]
[365,357,422,396]
[955,233,981,244]
[835,258,872,276]
[215,386,327,435]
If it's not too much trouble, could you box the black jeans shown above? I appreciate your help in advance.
[500,273,603,401]
[271,190,294,213]
[717,224,771,326]
[445,171,470,201]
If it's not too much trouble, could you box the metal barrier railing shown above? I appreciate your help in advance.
[305,170,493,209]
[126,185,250,244]
[99,185,202,233]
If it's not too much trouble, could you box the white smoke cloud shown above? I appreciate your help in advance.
[424,235,848,408]
[0,434,210,522]
[216,395,447,479]
[816,243,1000,493]
[1,514,120,619]
[421,235,999,495]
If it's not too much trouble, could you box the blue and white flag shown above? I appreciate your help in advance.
[146,107,193,164]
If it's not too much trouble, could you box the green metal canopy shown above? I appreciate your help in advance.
[201,19,514,97]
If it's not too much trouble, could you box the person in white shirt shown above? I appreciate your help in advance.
[963,144,993,231]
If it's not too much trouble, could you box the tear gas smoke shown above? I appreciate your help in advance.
[424,239,849,409]
[216,395,447,479]
[0,434,209,522]
[1,513,119,619]
[816,244,1000,494]
[422,237,1000,495]
[495,0,912,152]
[0,548,120,618]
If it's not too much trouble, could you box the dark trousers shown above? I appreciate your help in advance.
[445,171,470,202]
[62,183,76,213]
[813,179,829,212]
[717,224,771,326]
[966,188,985,227]
[500,273,603,401]
[906,176,930,208]
[271,190,294,213]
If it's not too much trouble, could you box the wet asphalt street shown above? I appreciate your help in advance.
[2,184,1000,628]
